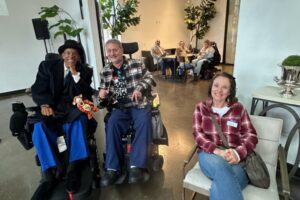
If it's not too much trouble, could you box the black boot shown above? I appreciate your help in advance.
[31,168,56,200]
[100,170,120,187]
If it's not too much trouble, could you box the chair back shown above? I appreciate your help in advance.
[45,53,61,61]
[250,115,283,167]
[122,42,139,59]
[210,41,221,65]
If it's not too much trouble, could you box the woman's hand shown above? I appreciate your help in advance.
[224,149,239,165]
[213,148,227,158]
[214,148,239,165]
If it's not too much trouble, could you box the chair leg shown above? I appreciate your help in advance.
[191,192,197,200]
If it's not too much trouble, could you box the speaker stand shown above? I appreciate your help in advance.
[43,39,48,54]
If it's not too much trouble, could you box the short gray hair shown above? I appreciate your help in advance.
[105,39,123,49]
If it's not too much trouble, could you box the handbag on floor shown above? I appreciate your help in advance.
[210,113,270,189]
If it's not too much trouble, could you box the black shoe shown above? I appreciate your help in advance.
[31,169,56,200]
[100,170,119,187]
[128,168,149,184]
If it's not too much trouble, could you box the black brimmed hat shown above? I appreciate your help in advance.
[58,40,85,60]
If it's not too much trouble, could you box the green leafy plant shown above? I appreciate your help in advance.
[100,0,140,38]
[282,55,300,67]
[39,5,83,39]
[184,0,216,48]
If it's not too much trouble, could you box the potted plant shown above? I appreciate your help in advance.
[282,55,300,69]
[39,5,84,40]
[184,0,217,49]
[100,0,140,38]
[274,55,300,97]
[281,55,300,82]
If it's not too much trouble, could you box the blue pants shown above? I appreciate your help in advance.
[105,106,152,171]
[198,152,249,200]
[32,114,89,172]
[159,60,175,76]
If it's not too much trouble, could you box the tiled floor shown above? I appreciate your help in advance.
[0,65,299,200]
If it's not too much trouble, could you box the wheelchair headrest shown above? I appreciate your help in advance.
[122,42,139,55]
[45,53,61,61]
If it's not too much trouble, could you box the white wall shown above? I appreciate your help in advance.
[0,0,51,93]
[0,0,102,93]
[234,0,300,108]
[234,0,300,164]
[121,0,191,57]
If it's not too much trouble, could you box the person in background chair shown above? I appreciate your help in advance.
[31,40,94,196]
[150,39,174,78]
[191,39,215,80]
[175,40,191,64]
[176,41,194,77]
[192,72,258,200]
[99,39,156,186]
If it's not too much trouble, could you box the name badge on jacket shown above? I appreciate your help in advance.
[227,120,238,128]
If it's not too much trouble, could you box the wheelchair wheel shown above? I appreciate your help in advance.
[151,155,164,172]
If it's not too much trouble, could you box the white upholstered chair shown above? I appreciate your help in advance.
[182,115,290,200]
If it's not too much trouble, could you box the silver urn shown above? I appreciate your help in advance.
[274,65,300,97]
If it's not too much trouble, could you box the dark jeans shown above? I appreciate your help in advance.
[105,106,152,170]
[159,60,175,76]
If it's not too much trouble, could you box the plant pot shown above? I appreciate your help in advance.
[281,65,300,83]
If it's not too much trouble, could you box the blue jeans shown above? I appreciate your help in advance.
[198,152,249,200]
[105,106,152,170]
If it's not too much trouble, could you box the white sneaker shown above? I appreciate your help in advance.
[189,69,193,75]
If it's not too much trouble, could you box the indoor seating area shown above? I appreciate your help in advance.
[1,0,300,200]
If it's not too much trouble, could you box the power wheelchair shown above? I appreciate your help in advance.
[199,41,221,80]
[98,91,168,184]
[9,101,101,200]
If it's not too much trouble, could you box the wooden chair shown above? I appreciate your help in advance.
[182,115,290,200]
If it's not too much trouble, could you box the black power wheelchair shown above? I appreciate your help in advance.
[9,101,101,200]
[98,91,168,184]
[199,41,221,80]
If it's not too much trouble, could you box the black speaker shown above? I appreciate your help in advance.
[32,18,50,40]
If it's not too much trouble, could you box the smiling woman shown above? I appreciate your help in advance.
[192,72,258,200]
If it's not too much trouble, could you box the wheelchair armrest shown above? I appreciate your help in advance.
[182,143,198,177]
[278,144,291,199]
[26,106,40,112]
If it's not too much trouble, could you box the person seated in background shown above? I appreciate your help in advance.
[192,72,258,200]
[175,41,192,76]
[99,39,156,186]
[31,40,94,197]
[191,39,215,80]
[150,39,175,78]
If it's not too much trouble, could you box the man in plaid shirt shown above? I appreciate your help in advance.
[99,39,156,186]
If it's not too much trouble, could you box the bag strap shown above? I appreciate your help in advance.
[210,113,230,148]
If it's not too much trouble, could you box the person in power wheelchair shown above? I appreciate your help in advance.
[99,39,156,186]
[30,39,96,198]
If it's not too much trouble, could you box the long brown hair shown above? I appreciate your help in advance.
[208,72,237,103]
